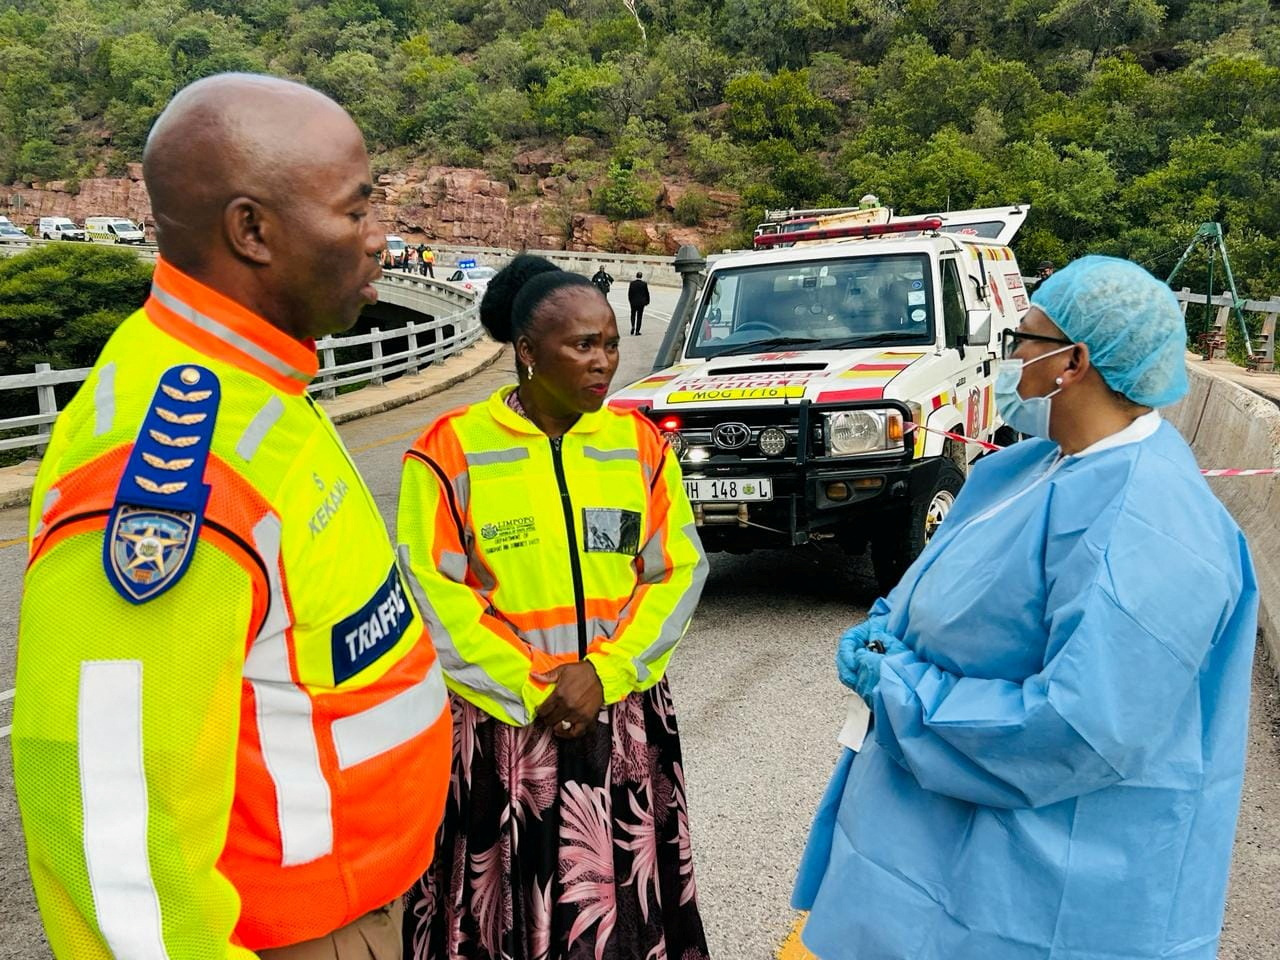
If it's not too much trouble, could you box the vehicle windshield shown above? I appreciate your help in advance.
[687,253,936,358]
[110,220,137,230]
[469,267,496,279]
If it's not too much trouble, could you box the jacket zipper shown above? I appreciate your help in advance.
[550,435,588,659]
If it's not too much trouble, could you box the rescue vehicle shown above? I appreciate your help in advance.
[610,205,1032,590]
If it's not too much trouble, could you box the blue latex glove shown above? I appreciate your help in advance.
[836,620,907,704]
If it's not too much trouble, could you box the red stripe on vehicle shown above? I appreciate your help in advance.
[816,387,884,403]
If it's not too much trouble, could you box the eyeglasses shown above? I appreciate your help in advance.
[1000,328,1074,360]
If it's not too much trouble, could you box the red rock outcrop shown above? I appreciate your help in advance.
[5,165,154,233]
[3,163,739,254]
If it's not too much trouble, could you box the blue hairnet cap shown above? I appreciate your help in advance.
[1030,255,1188,407]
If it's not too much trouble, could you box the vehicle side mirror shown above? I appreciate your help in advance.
[966,308,992,346]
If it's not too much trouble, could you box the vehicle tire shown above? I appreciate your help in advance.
[870,460,965,593]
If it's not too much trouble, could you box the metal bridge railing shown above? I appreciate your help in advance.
[0,268,481,455]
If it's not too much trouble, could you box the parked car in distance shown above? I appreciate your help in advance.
[86,216,146,244]
[444,263,497,295]
[0,216,26,240]
[38,217,86,241]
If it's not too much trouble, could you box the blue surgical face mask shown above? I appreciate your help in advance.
[995,345,1074,439]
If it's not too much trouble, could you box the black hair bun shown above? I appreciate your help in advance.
[480,254,560,343]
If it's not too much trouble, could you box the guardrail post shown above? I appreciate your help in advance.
[34,362,55,456]
[319,342,337,399]
[407,322,419,375]
[371,328,384,386]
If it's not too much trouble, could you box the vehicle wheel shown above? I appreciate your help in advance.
[870,461,965,593]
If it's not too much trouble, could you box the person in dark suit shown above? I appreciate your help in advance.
[627,272,650,336]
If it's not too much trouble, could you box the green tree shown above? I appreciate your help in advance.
[0,245,153,380]
[593,155,654,219]
[1040,0,1166,68]
[724,69,836,147]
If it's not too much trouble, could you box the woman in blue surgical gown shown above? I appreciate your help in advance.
[794,256,1258,960]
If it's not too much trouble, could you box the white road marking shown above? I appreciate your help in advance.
[0,688,14,702]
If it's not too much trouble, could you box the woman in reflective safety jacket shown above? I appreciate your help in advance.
[398,255,711,960]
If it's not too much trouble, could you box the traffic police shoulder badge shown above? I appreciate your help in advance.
[104,364,220,604]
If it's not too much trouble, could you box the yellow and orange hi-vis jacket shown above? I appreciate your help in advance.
[12,258,451,957]
[396,385,708,725]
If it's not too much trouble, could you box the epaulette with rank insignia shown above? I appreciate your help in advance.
[104,364,220,604]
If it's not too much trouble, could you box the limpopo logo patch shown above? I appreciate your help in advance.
[480,516,538,552]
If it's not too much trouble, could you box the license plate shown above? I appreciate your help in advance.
[683,478,773,502]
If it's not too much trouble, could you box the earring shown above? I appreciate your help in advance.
[527,364,535,380]
[1055,377,1064,386]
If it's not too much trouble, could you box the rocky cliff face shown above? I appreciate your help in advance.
[4,158,738,255]
[5,163,154,231]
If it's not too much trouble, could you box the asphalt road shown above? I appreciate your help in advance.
[3,285,1280,958]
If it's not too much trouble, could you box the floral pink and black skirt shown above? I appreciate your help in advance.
[403,679,711,960]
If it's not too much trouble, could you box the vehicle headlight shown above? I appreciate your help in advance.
[823,409,905,456]
[758,427,788,457]
[664,431,687,459]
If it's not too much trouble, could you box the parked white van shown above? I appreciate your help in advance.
[38,217,86,241]
[86,216,145,244]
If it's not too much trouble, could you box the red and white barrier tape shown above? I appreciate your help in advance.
[904,421,1002,453]
[905,421,1280,476]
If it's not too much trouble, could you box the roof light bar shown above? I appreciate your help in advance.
[753,217,944,248]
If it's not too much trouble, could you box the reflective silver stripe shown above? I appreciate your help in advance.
[631,522,708,683]
[245,515,332,866]
[150,284,311,386]
[582,446,638,463]
[523,617,617,655]
[332,661,447,769]
[453,470,471,518]
[236,396,285,462]
[34,487,61,536]
[94,362,116,437]
[398,544,530,724]
[79,660,171,960]
[637,525,667,585]
[439,550,468,582]
[466,448,530,467]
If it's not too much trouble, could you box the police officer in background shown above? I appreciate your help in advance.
[591,263,614,296]
[11,74,451,960]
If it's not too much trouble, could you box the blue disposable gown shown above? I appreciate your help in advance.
[795,418,1257,960]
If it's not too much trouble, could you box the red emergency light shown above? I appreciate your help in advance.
[657,415,682,432]
[752,217,944,247]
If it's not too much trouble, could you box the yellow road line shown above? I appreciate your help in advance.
[348,424,427,455]
[0,534,26,550]
[778,914,818,960]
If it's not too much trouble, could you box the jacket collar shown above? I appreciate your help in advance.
[489,384,609,436]
[144,257,318,394]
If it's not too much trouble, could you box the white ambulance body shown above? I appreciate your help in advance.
[611,206,1032,589]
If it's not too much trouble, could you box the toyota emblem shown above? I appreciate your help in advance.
[712,422,751,450]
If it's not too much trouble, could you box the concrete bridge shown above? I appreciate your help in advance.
[0,251,1279,958]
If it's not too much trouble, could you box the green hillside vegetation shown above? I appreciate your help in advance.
[2,0,1279,301]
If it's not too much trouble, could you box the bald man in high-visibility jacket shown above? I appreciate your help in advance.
[11,75,449,959]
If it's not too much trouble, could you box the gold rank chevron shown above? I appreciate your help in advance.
[160,383,214,403]
[155,406,207,426]
[148,429,200,448]
[141,452,195,471]
[135,476,188,495]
